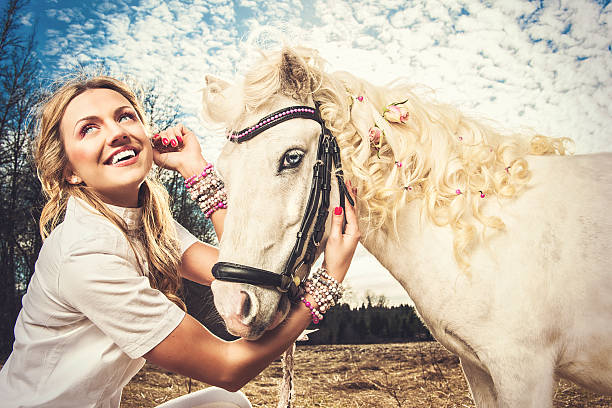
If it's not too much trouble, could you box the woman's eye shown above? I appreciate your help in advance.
[280,149,304,170]
[119,112,135,122]
[80,125,95,137]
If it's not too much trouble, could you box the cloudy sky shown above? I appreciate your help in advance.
[21,0,611,306]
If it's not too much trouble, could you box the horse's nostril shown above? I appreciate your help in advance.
[240,290,251,318]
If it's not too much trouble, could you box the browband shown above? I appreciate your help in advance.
[228,106,317,143]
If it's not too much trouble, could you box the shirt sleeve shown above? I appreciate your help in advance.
[58,229,186,359]
[173,219,200,255]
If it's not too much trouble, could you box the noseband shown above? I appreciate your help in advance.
[211,104,354,302]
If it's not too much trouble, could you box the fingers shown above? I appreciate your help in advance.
[152,147,168,169]
[342,200,360,239]
[153,124,189,150]
[329,206,344,239]
[342,179,360,239]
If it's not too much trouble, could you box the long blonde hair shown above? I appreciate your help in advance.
[34,75,185,309]
[203,46,571,271]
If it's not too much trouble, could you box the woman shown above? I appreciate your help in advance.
[0,76,360,407]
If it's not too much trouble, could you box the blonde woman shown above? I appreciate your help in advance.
[0,76,360,407]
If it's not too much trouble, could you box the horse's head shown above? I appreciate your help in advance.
[202,47,352,339]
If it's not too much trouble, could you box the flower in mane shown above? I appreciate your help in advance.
[383,100,410,123]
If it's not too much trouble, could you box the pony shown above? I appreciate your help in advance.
[201,45,612,407]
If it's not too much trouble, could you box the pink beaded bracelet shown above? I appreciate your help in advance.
[301,297,323,324]
[185,163,228,219]
[204,201,227,218]
[185,163,214,188]
[300,267,344,324]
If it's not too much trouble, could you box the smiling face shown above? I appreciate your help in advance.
[60,88,152,207]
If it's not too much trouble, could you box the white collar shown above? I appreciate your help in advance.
[67,196,143,230]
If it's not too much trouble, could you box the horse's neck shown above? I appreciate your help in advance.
[357,199,463,315]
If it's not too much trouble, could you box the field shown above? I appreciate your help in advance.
[121,342,612,407]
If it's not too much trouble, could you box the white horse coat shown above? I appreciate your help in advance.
[202,47,612,407]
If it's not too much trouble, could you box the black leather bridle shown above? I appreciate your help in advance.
[211,104,354,302]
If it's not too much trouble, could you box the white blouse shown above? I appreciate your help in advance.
[0,197,199,407]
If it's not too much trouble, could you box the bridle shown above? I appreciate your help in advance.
[211,104,354,302]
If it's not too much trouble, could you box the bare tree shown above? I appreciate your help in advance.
[0,0,42,357]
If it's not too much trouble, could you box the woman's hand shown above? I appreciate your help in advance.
[322,181,360,282]
[152,124,208,179]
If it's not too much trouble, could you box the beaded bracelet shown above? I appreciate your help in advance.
[300,297,324,324]
[185,164,228,219]
[301,267,344,324]
[185,163,214,188]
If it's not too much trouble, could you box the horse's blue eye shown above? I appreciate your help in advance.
[281,149,304,170]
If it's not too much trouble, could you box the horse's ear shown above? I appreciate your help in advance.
[201,75,242,127]
[205,75,232,94]
[279,48,311,102]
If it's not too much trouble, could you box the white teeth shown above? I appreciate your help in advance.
[111,149,136,165]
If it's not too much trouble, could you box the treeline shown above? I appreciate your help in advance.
[304,302,433,345]
[181,284,434,345]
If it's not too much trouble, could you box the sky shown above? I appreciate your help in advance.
[17,0,612,306]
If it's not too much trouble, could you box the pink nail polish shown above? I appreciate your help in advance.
[334,207,342,215]
[177,135,183,143]
[162,138,169,146]
[170,140,177,147]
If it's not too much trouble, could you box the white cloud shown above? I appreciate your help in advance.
[20,12,33,26]
[41,0,612,305]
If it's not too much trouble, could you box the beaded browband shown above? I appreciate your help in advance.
[213,104,354,302]
[228,106,317,143]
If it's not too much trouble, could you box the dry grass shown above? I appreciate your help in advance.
[121,342,612,407]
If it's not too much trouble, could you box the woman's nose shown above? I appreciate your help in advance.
[107,123,129,145]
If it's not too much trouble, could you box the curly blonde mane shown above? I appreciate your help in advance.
[203,46,572,271]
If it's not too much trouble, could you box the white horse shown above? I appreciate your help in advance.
[201,46,612,407]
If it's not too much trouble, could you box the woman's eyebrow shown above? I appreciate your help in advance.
[73,115,99,133]
[73,106,133,133]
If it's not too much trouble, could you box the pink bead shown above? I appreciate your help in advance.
[357,96,363,102]
[456,189,462,195]
[305,301,310,307]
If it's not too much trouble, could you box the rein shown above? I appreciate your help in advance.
[211,105,354,302]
